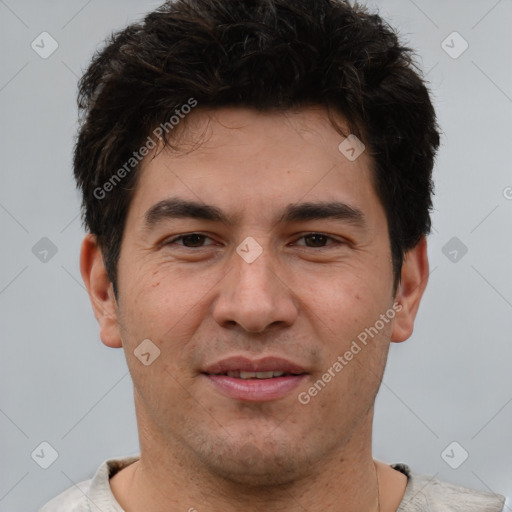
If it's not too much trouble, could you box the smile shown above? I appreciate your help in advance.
[218,370,299,379]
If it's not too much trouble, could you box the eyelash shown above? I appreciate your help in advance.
[164,232,342,249]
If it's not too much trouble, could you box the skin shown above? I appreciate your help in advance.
[81,106,428,512]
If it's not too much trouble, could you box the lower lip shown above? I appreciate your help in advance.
[204,374,307,402]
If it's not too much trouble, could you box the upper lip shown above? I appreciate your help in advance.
[202,356,308,375]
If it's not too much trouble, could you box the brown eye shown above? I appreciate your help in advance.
[166,234,215,247]
[181,234,207,247]
[299,233,336,248]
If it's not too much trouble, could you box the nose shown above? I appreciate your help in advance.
[212,244,299,333]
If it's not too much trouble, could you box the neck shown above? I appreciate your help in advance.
[112,410,381,512]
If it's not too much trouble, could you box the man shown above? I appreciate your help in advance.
[41,0,505,510]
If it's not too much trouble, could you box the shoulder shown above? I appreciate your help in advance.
[393,463,506,512]
[39,456,139,512]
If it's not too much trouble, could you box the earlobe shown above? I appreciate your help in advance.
[80,234,123,348]
[390,237,429,343]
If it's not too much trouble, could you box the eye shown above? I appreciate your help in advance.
[295,233,340,248]
[165,233,216,248]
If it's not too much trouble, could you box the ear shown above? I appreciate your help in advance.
[80,234,122,348]
[391,237,429,343]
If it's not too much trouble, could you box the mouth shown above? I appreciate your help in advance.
[201,356,308,402]
[209,370,304,379]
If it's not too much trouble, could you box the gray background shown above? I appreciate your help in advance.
[0,0,511,510]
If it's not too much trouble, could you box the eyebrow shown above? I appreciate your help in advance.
[143,198,366,230]
[278,201,365,226]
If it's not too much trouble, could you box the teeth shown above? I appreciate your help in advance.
[226,370,287,379]
[254,371,274,379]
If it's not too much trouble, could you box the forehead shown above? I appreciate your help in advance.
[128,106,380,225]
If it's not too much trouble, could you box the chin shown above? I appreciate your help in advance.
[197,435,308,487]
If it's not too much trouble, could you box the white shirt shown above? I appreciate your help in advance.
[40,457,506,512]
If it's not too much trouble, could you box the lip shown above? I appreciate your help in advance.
[202,356,307,375]
[202,356,308,402]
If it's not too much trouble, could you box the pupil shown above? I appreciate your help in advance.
[307,234,326,247]
[184,234,204,247]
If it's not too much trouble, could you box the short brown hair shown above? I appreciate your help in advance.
[74,0,440,292]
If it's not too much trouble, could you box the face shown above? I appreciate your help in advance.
[83,107,427,486]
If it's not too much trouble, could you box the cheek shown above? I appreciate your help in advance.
[117,262,225,372]
[118,264,190,332]
[304,269,388,330]
[301,271,395,398]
